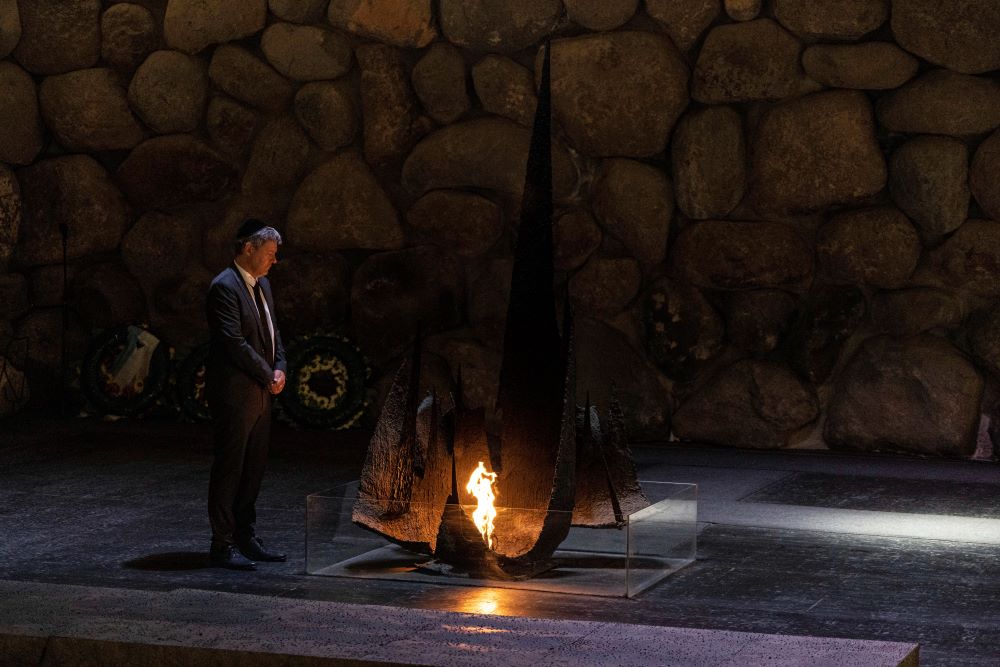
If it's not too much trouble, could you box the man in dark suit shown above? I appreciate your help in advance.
[205,219,288,570]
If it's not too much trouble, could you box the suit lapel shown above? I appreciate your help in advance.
[229,265,267,345]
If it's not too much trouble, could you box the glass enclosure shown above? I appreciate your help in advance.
[306,480,696,598]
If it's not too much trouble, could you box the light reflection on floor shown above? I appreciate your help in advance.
[454,587,517,616]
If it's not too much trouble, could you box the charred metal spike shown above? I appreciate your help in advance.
[454,363,465,413]
[353,40,644,577]
[406,328,425,477]
[604,383,648,520]
[497,37,559,425]
[449,447,459,503]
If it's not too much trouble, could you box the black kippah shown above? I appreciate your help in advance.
[236,218,267,240]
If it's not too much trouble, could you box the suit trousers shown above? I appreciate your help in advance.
[208,391,272,549]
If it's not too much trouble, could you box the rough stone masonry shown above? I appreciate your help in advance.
[1,0,1000,459]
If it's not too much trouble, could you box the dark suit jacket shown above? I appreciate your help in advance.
[205,265,287,410]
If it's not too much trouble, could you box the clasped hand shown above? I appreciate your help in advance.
[270,369,286,395]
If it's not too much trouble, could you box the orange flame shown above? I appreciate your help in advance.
[465,461,498,549]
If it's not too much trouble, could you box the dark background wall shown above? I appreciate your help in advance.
[1,0,999,458]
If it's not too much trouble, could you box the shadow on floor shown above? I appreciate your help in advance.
[123,552,209,571]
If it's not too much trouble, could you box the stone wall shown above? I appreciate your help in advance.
[1,0,999,456]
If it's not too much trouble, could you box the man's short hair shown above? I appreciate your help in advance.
[234,219,282,255]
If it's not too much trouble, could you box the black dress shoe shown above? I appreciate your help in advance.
[236,536,287,562]
[209,545,256,570]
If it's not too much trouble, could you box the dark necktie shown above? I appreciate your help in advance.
[253,281,274,366]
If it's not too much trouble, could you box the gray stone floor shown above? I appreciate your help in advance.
[0,581,918,666]
[1,416,998,665]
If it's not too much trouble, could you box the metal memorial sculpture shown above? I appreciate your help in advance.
[352,43,647,580]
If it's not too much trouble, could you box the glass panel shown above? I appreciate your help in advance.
[627,481,699,597]
[306,480,697,598]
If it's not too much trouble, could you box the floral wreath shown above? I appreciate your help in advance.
[81,324,170,417]
[278,332,369,429]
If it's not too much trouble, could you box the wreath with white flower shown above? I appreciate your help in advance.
[81,325,170,417]
[278,333,369,429]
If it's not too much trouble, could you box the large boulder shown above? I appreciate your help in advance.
[673,359,819,449]
[287,153,405,252]
[725,0,762,21]
[693,19,807,103]
[164,0,266,54]
[825,335,982,457]
[27,265,75,309]
[672,220,813,290]
[970,129,1000,222]
[889,136,969,244]
[14,309,88,384]
[802,42,918,90]
[128,50,208,134]
[356,43,430,165]
[645,0,718,52]
[773,0,887,39]
[785,285,866,384]
[151,267,213,347]
[0,0,20,59]
[891,0,1000,75]
[241,115,310,196]
[642,278,724,381]
[816,207,921,289]
[0,273,28,321]
[549,32,689,157]
[554,209,601,271]
[12,0,100,75]
[117,135,237,211]
[350,246,463,366]
[671,105,746,219]
[575,316,673,440]
[592,159,673,268]
[205,96,258,160]
[406,190,502,257]
[569,257,642,318]
[564,0,637,31]
[15,156,128,267]
[877,69,1000,137]
[39,68,146,151]
[725,289,798,355]
[471,55,536,127]
[0,62,43,165]
[0,166,20,271]
[122,212,201,291]
[328,0,435,48]
[412,42,469,125]
[401,118,578,202]
[208,44,294,113]
[72,262,146,329]
[260,23,352,82]
[293,82,357,152]
[100,3,159,74]
[267,252,351,338]
[870,288,963,337]
[269,0,327,24]
[439,0,559,53]
[465,258,512,349]
[928,219,1000,295]
[966,305,1000,379]
[750,90,886,215]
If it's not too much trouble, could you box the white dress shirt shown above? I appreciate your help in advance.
[234,262,275,362]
